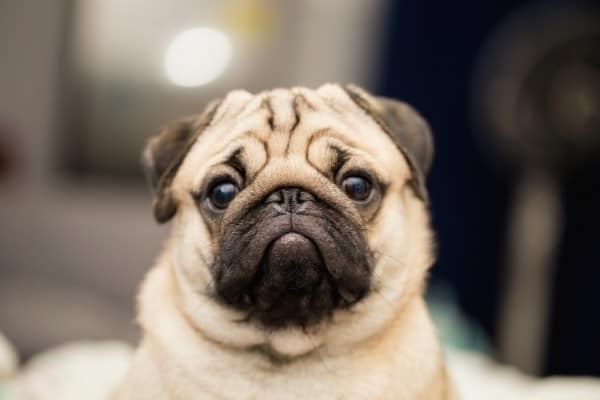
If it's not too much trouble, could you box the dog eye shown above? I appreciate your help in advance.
[209,181,239,209]
[342,176,372,202]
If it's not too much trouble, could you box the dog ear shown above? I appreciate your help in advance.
[141,99,221,223]
[344,84,433,203]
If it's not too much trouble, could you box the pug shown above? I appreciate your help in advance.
[112,84,455,400]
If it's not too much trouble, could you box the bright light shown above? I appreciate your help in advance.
[164,28,232,87]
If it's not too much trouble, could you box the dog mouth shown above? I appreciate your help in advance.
[213,209,372,329]
[249,232,334,327]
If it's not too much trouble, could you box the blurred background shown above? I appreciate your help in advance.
[1,0,598,378]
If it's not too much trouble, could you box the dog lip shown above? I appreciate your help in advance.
[266,232,319,255]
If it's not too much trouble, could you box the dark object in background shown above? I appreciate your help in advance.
[378,0,600,376]
[0,127,14,179]
[473,1,600,376]
[377,0,516,359]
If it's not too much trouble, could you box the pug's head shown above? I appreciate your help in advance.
[142,84,434,357]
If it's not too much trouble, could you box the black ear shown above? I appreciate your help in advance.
[344,84,433,203]
[141,99,221,223]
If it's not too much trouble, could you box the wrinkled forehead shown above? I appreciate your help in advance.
[176,84,409,187]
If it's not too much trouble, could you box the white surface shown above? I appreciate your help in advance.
[0,332,18,380]
[449,349,600,400]
[8,341,133,400]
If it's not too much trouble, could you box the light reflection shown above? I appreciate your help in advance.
[164,27,232,87]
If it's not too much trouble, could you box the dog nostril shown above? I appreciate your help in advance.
[264,187,314,210]
[297,190,314,203]
[265,190,284,204]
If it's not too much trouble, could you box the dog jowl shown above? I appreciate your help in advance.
[212,184,373,328]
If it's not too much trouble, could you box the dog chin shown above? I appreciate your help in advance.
[174,257,330,356]
[261,328,324,359]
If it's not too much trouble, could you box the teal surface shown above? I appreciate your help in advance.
[427,282,490,353]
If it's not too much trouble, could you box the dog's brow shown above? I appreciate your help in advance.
[223,148,246,180]
[304,129,360,179]
[330,145,351,177]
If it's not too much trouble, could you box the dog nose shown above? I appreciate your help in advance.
[265,187,314,213]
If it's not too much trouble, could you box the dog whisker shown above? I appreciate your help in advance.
[306,334,334,375]
[373,250,403,265]
[370,271,396,312]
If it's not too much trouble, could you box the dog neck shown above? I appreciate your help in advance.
[131,263,453,399]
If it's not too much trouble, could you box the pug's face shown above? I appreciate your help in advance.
[143,84,434,356]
